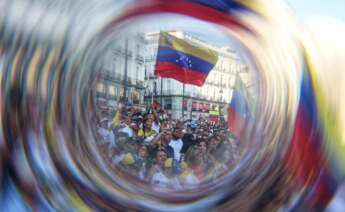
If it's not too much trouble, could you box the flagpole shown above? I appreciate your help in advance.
[123,37,128,102]
[151,79,154,105]
[219,77,223,122]
[160,77,163,105]
[182,83,185,119]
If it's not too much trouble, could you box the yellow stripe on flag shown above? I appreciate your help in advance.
[159,31,218,65]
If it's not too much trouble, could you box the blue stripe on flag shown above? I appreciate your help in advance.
[230,89,249,118]
[157,46,214,75]
[188,0,249,13]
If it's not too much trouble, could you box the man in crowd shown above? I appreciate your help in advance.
[181,125,197,154]
[97,118,115,145]
[169,126,184,162]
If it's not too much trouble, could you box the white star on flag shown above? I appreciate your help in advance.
[176,55,193,68]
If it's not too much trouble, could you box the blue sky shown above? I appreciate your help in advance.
[287,0,345,21]
[184,0,345,46]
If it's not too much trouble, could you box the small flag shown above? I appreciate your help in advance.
[208,110,222,122]
[154,31,218,86]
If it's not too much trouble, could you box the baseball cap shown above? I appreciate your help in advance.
[122,153,135,165]
[164,158,173,168]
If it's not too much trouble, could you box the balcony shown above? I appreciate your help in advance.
[136,81,145,89]
[136,55,144,64]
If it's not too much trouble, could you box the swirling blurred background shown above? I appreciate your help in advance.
[0,0,345,211]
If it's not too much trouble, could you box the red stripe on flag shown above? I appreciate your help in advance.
[155,62,208,86]
[285,107,335,208]
[106,0,252,36]
[227,107,246,139]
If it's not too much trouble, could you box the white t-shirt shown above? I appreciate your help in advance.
[151,172,169,186]
[169,139,183,161]
[185,173,199,185]
[152,121,160,134]
[151,172,181,190]
[112,153,125,165]
[97,127,115,146]
[143,135,156,145]
[118,125,134,138]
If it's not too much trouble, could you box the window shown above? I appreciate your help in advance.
[108,85,116,96]
[132,91,140,104]
[96,83,104,93]
[165,99,172,110]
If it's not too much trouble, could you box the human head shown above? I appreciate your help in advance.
[121,153,137,176]
[100,118,109,128]
[156,149,167,165]
[123,139,137,153]
[144,118,153,129]
[124,115,131,125]
[209,136,219,148]
[198,141,207,155]
[186,125,193,134]
[146,113,154,120]
[185,147,203,166]
[172,127,183,139]
[138,145,148,158]
[161,129,172,145]
[130,122,139,132]
[223,148,233,163]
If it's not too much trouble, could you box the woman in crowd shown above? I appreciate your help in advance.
[147,149,167,182]
[137,118,157,145]
[135,145,149,181]
[185,147,207,181]
[151,158,182,190]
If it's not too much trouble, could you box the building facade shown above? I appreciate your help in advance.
[96,33,147,109]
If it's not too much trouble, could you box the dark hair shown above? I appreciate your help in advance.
[155,148,167,158]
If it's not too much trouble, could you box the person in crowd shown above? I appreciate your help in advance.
[137,117,157,145]
[185,147,206,181]
[206,147,229,181]
[208,136,220,155]
[198,140,208,156]
[134,144,149,181]
[151,158,181,190]
[149,127,174,159]
[147,149,167,181]
[181,125,197,154]
[120,153,138,176]
[169,126,184,162]
[97,118,115,145]
[118,115,135,138]
[150,109,161,134]
[178,160,199,187]
[111,134,132,165]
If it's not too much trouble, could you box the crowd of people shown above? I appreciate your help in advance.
[95,102,241,190]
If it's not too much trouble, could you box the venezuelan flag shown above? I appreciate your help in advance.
[227,75,253,138]
[154,31,218,86]
[208,110,222,122]
[286,52,338,209]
